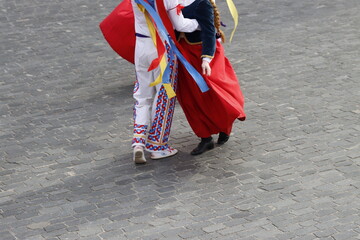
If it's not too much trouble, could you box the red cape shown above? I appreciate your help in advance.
[99,0,175,64]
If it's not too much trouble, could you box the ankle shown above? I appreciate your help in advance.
[134,145,144,150]
[201,137,212,142]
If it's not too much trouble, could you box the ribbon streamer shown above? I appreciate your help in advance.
[225,0,239,42]
[135,0,209,93]
[138,3,176,97]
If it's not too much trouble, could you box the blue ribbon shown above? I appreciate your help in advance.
[162,56,172,84]
[135,0,209,93]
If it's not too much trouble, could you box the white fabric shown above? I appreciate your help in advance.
[131,0,199,36]
[181,0,196,6]
[182,0,215,4]
[133,38,161,127]
[132,0,151,36]
[166,1,198,32]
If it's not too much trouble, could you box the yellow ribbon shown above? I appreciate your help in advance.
[137,4,176,98]
[226,0,239,42]
[163,83,176,99]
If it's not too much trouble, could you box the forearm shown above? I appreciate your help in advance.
[167,8,199,32]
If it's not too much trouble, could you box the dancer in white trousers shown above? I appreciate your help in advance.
[131,0,199,163]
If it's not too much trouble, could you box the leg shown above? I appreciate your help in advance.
[132,74,155,163]
[146,51,178,159]
[132,68,156,148]
[217,132,230,145]
[132,38,157,163]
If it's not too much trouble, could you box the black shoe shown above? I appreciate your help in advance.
[191,137,214,155]
[217,132,229,145]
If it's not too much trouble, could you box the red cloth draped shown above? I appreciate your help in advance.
[177,40,246,138]
[99,0,175,64]
[99,0,135,64]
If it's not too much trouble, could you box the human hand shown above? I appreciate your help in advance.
[201,59,211,76]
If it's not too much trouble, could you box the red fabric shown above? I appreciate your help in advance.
[99,0,175,65]
[155,0,190,60]
[176,4,185,15]
[99,0,135,64]
[177,40,246,138]
[155,0,175,39]
[148,31,166,71]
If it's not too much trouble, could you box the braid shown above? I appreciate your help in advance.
[208,0,225,43]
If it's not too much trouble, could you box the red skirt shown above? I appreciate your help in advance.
[177,39,246,138]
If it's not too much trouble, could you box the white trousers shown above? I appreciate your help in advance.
[132,37,178,152]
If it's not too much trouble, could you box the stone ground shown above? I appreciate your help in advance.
[1,0,360,239]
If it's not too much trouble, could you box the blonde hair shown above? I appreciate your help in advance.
[208,0,226,43]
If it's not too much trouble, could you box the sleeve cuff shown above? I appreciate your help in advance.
[201,55,214,63]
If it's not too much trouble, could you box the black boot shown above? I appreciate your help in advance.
[191,137,214,155]
[217,132,230,145]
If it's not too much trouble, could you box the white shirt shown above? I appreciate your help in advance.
[132,0,199,36]
[181,0,196,6]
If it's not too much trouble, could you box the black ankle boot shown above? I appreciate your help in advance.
[191,137,214,155]
[217,132,230,145]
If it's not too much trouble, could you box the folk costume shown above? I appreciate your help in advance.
[132,0,201,162]
[100,0,201,162]
[175,0,246,154]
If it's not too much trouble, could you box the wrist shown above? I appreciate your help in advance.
[202,57,211,63]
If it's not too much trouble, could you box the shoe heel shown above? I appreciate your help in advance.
[134,149,146,164]
[208,142,215,150]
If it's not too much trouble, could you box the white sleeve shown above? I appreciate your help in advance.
[164,0,199,32]
[164,0,178,9]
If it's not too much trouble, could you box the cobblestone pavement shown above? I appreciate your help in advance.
[1,0,360,239]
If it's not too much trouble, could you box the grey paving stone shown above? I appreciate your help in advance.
[1,0,360,239]
[314,229,338,238]
[332,231,359,240]
[0,231,16,240]
[178,229,206,239]
[44,223,67,233]
[99,230,127,240]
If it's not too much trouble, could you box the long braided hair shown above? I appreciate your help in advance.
[208,0,226,42]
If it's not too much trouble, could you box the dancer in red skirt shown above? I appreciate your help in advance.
[176,0,246,155]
